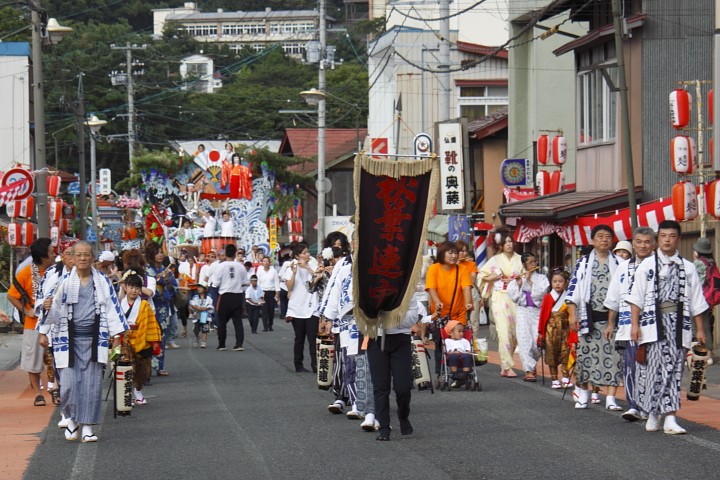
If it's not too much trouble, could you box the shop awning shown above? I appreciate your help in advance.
[499,188,643,221]
[427,214,449,243]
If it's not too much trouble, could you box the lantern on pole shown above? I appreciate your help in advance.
[7,222,20,246]
[536,171,550,196]
[670,89,692,130]
[47,175,62,197]
[671,181,699,221]
[536,134,550,165]
[706,180,720,218]
[670,136,694,174]
[550,170,565,194]
[551,135,567,165]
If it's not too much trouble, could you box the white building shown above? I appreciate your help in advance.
[153,3,334,59]
[0,43,31,170]
[179,54,222,93]
[368,26,508,155]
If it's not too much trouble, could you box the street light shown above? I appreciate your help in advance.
[31,8,72,238]
[300,87,327,252]
[86,115,106,243]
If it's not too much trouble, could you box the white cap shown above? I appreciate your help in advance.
[613,240,633,255]
[98,251,115,262]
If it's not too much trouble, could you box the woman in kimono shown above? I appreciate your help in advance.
[507,252,548,382]
[478,229,523,377]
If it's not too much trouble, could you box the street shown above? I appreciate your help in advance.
[4,320,720,480]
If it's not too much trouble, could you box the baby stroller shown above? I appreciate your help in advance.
[436,319,483,392]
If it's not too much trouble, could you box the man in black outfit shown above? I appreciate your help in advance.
[367,300,419,441]
[212,244,248,351]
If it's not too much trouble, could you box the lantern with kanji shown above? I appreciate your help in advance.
[536,134,550,165]
[670,136,694,174]
[551,135,567,165]
[536,171,550,196]
[50,226,59,247]
[20,222,34,246]
[550,170,565,194]
[671,181,698,221]
[706,180,720,218]
[47,175,62,197]
[7,223,20,246]
[49,199,64,222]
[670,89,692,130]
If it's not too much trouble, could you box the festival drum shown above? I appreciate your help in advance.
[201,236,231,255]
[410,337,432,391]
[316,336,335,390]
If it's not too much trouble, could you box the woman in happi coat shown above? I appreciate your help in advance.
[478,229,523,377]
[507,252,548,382]
[38,241,128,443]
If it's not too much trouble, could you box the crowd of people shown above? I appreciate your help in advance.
[4,218,713,443]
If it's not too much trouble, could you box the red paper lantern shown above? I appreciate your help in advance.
[536,134,550,165]
[549,170,565,194]
[7,223,20,246]
[50,226,59,247]
[49,199,63,222]
[706,180,720,218]
[670,89,691,130]
[671,181,698,221]
[536,171,550,196]
[20,222,34,246]
[551,135,567,165]
[670,136,693,174]
[47,175,62,197]
[6,201,20,218]
[59,218,71,234]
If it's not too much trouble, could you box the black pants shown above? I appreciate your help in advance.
[291,316,319,371]
[262,291,276,330]
[247,304,262,333]
[279,290,289,319]
[217,292,244,348]
[367,334,413,432]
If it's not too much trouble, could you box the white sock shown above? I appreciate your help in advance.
[133,388,144,400]
[81,425,94,438]
[606,395,617,406]
[664,415,680,428]
[580,388,590,404]
[67,418,77,431]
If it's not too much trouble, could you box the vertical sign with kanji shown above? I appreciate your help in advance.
[438,123,465,211]
[268,216,278,251]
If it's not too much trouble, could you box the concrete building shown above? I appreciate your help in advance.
[179,54,222,93]
[0,43,31,171]
[153,3,334,59]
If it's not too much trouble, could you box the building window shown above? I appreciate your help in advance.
[282,43,304,55]
[252,44,265,52]
[185,25,217,36]
[456,85,508,122]
[577,44,617,146]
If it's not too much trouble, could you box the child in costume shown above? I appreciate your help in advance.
[121,272,162,405]
[189,282,214,348]
[537,269,573,389]
[443,320,473,387]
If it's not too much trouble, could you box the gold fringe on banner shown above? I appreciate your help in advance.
[351,153,440,338]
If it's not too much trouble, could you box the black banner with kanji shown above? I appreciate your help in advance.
[353,155,439,336]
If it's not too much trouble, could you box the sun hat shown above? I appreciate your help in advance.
[98,251,115,262]
[444,320,461,336]
[693,237,712,255]
[612,241,633,255]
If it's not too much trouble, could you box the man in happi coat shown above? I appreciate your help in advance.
[603,227,656,422]
[626,220,707,435]
[38,241,128,443]
[566,224,623,410]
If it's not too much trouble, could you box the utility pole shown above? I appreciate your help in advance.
[76,74,87,240]
[111,43,146,169]
[317,0,327,252]
[612,0,638,229]
[31,3,49,238]
[438,0,451,121]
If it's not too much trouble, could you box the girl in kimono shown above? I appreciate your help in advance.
[120,272,161,405]
[479,229,523,377]
[538,269,572,389]
[507,253,548,382]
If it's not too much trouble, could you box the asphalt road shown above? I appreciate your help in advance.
[24,320,720,480]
